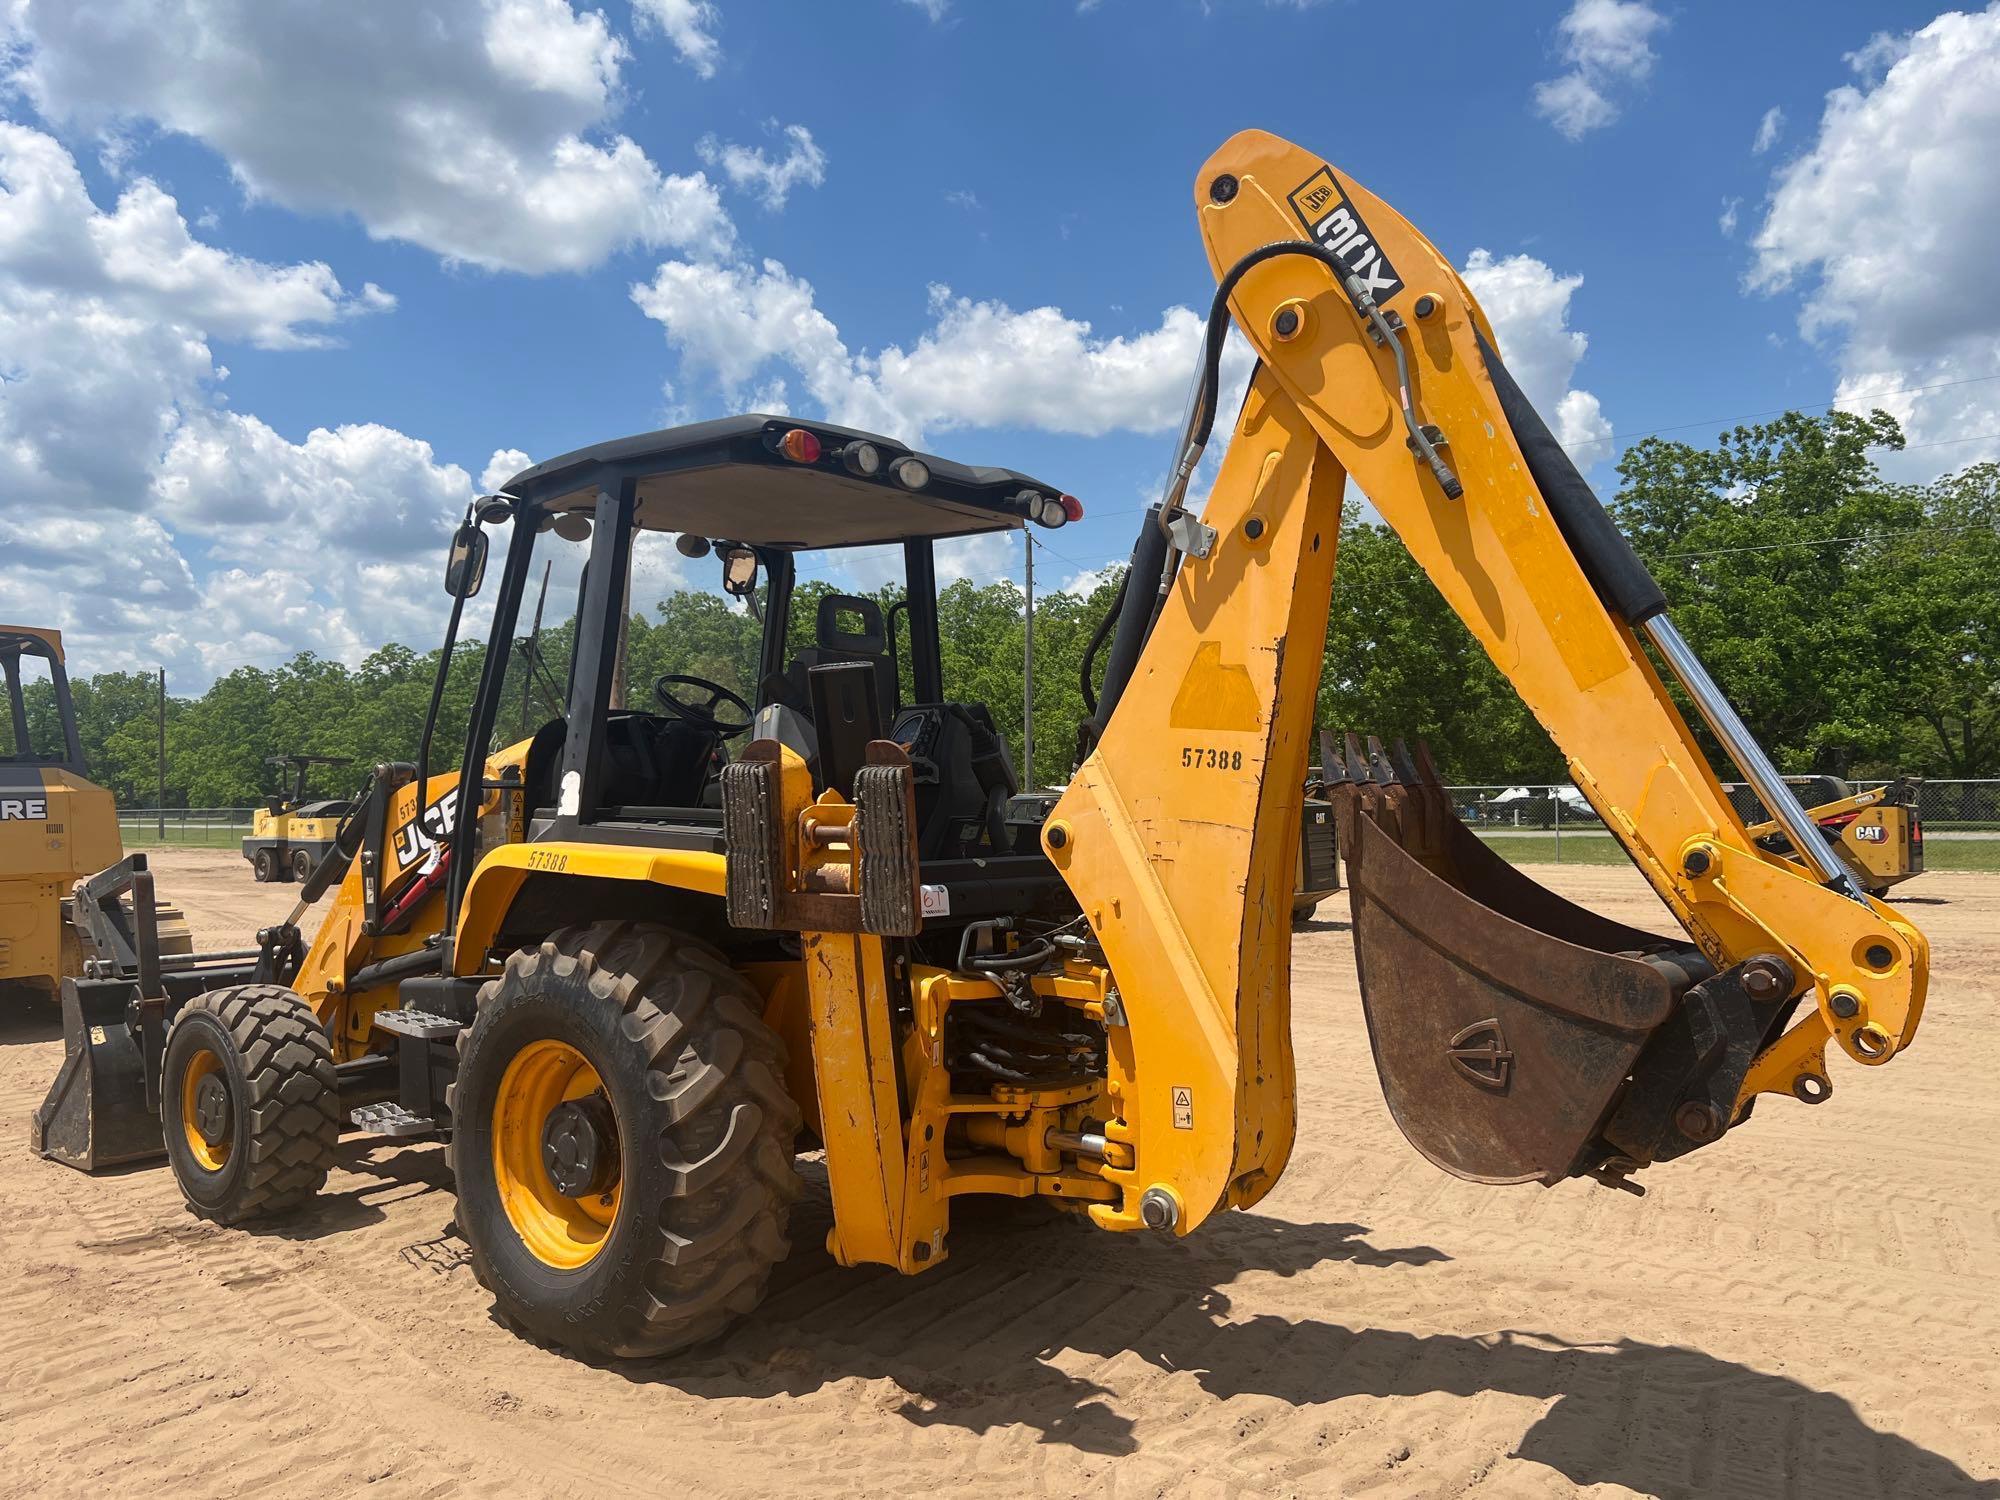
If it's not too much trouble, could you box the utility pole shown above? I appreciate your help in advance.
[518,560,552,743]
[609,567,632,711]
[1022,530,1035,788]
[156,666,166,838]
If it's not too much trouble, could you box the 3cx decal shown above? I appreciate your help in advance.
[1287,166,1405,304]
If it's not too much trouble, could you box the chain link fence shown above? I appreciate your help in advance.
[1431,779,2000,866]
[115,783,2000,871]
[117,808,256,850]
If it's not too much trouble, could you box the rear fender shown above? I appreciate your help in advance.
[450,842,727,974]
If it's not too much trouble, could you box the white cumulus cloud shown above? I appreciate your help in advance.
[4,0,732,274]
[631,258,1227,445]
[0,122,381,350]
[632,0,722,79]
[1533,0,1668,140]
[1749,5,2000,475]
[1752,104,1785,154]
[698,124,828,211]
[1461,248,1613,459]
[0,126,477,686]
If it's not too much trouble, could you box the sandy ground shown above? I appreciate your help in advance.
[2,847,1996,1499]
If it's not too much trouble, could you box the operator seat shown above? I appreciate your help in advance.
[522,711,719,816]
[891,701,1019,860]
[784,595,899,717]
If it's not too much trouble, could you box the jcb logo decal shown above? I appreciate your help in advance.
[392,790,459,872]
[1288,166,1404,304]
[0,797,48,820]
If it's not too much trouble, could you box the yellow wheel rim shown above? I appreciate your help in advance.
[492,1039,621,1270]
[179,1047,230,1172]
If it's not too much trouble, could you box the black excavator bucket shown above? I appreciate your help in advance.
[1320,731,1729,1187]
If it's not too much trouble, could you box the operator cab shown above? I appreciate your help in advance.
[466,416,1079,920]
[0,627,86,773]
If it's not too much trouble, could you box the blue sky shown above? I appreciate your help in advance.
[2,0,1992,686]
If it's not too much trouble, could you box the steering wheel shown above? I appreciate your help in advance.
[652,673,752,738]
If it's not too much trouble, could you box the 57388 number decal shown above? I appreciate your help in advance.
[1180,746,1243,771]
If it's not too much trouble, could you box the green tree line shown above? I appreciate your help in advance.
[10,410,1995,806]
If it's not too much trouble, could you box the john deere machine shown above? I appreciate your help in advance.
[34,130,1930,1361]
[243,754,354,884]
[2,626,188,1007]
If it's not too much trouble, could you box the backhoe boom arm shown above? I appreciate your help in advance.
[1047,130,1927,1233]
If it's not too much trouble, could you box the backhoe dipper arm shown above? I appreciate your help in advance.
[1046,130,1927,1235]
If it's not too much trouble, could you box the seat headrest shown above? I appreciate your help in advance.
[816,593,886,655]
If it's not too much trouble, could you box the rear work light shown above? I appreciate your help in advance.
[778,427,821,464]
[1023,490,1074,528]
[891,456,930,490]
[840,440,880,476]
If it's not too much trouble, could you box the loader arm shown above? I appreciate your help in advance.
[1048,130,1927,1233]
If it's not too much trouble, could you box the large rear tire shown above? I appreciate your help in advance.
[449,921,801,1361]
[161,984,340,1223]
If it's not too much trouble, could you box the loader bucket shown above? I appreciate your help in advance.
[29,975,164,1171]
[1323,733,1711,1186]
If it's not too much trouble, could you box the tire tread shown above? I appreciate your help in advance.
[171,984,339,1223]
[451,920,801,1360]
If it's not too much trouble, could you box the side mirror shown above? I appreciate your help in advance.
[445,522,489,598]
[720,544,759,598]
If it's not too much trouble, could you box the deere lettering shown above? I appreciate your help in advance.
[0,796,48,820]
[1287,167,1405,304]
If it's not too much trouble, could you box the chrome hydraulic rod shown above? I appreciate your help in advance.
[1640,614,1868,902]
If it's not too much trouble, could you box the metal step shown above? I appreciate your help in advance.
[348,1101,436,1138]
[371,1007,463,1041]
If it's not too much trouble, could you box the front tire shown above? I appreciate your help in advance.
[290,848,314,883]
[161,985,340,1223]
[449,922,802,1361]
[251,847,278,883]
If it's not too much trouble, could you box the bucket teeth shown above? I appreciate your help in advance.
[1318,729,1348,785]
[1342,731,1371,783]
[1411,739,1445,790]
[1390,738,1422,785]
[1364,734,1397,786]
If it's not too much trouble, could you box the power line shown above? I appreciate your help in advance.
[1657,519,1998,563]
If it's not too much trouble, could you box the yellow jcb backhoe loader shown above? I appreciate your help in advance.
[33,129,1929,1362]
[2,626,189,1008]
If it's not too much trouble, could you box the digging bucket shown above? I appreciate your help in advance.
[1322,733,1722,1187]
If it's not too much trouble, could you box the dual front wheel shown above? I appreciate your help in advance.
[159,922,801,1362]
[249,848,315,883]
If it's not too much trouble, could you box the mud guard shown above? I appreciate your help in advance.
[1328,735,1710,1186]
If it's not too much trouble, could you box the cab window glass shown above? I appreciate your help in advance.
[0,651,65,762]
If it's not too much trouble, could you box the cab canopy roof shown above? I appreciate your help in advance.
[0,626,65,662]
[500,415,1067,551]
